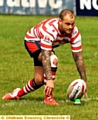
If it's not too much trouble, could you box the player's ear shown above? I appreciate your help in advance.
[59,18,62,25]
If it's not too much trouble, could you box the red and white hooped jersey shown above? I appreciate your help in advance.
[24,18,82,52]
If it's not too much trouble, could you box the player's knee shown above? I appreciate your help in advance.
[50,55,58,67]
[35,76,44,85]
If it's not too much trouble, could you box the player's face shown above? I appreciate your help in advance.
[59,14,75,34]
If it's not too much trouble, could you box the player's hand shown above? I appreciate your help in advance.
[44,80,54,96]
[83,81,88,98]
[82,91,88,98]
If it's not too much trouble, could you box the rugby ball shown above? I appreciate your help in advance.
[66,79,86,101]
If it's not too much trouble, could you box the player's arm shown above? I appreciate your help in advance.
[72,51,88,98]
[72,51,87,82]
[41,49,54,95]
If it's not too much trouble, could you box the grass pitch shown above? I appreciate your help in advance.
[0,15,98,120]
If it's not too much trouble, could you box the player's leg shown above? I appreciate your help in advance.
[2,41,59,105]
[16,66,44,97]
[17,51,59,105]
[2,41,44,100]
[2,66,44,100]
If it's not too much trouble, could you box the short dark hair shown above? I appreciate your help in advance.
[59,9,75,20]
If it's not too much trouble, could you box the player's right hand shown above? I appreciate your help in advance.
[44,80,54,96]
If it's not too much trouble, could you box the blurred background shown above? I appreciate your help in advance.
[0,0,97,16]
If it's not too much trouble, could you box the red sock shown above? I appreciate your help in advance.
[17,79,43,97]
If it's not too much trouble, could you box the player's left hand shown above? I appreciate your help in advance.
[82,91,88,98]
[82,81,88,98]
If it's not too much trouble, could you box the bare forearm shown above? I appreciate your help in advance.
[41,49,52,80]
[72,52,87,82]
[75,59,87,82]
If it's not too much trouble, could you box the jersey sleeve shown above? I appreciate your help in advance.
[70,26,82,52]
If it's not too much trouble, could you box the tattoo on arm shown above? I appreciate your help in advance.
[72,52,87,82]
[41,49,52,80]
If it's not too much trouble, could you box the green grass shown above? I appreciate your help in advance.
[0,15,98,120]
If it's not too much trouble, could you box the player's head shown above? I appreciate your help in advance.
[59,9,75,34]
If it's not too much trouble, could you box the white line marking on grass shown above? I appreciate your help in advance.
[65,98,98,102]
[82,97,98,101]
[2,102,15,107]
[2,98,98,107]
